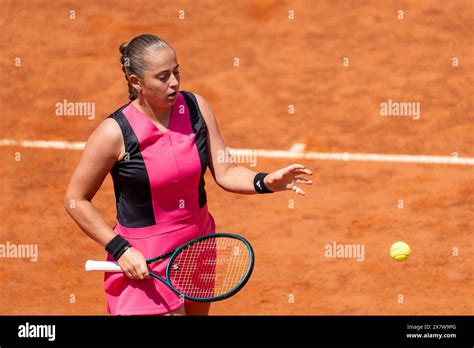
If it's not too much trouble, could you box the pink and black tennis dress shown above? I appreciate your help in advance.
[104,91,216,315]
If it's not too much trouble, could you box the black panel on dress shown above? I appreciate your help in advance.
[181,92,209,209]
[107,105,156,228]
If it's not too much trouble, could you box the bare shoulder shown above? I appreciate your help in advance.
[193,92,206,106]
[86,117,124,160]
[193,93,215,121]
[95,117,122,136]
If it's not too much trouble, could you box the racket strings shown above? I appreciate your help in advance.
[169,237,251,299]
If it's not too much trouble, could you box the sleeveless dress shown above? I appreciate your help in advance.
[104,91,216,315]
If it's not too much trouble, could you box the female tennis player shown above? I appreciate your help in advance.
[64,34,313,316]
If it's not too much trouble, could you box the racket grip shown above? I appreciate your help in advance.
[85,260,122,272]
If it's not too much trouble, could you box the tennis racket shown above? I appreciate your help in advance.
[85,233,254,302]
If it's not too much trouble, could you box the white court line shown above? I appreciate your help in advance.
[289,143,306,153]
[232,149,474,165]
[0,139,85,150]
[0,138,473,165]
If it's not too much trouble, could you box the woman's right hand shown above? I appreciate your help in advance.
[117,247,151,280]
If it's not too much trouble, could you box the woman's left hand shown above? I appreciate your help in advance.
[264,164,313,195]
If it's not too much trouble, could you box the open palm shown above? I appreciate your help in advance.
[264,164,313,195]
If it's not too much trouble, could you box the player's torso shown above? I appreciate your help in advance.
[108,91,208,228]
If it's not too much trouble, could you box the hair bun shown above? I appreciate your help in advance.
[119,41,129,55]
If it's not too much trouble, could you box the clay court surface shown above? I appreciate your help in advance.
[0,0,472,315]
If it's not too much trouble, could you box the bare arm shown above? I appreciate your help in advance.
[64,118,123,246]
[64,118,149,280]
[195,94,314,195]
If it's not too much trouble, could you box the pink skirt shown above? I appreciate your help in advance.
[104,206,216,315]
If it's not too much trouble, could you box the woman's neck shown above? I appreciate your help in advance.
[133,97,172,126]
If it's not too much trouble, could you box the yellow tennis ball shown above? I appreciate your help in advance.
[390,241,411,262]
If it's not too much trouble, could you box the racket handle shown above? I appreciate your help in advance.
[85,260,122,272]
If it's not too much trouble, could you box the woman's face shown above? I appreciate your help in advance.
[136,47,180,107]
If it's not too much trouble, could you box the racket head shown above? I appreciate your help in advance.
[165,233,254,302]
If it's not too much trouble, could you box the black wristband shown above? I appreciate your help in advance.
[105,234,132,261]
[254,172,273,194]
